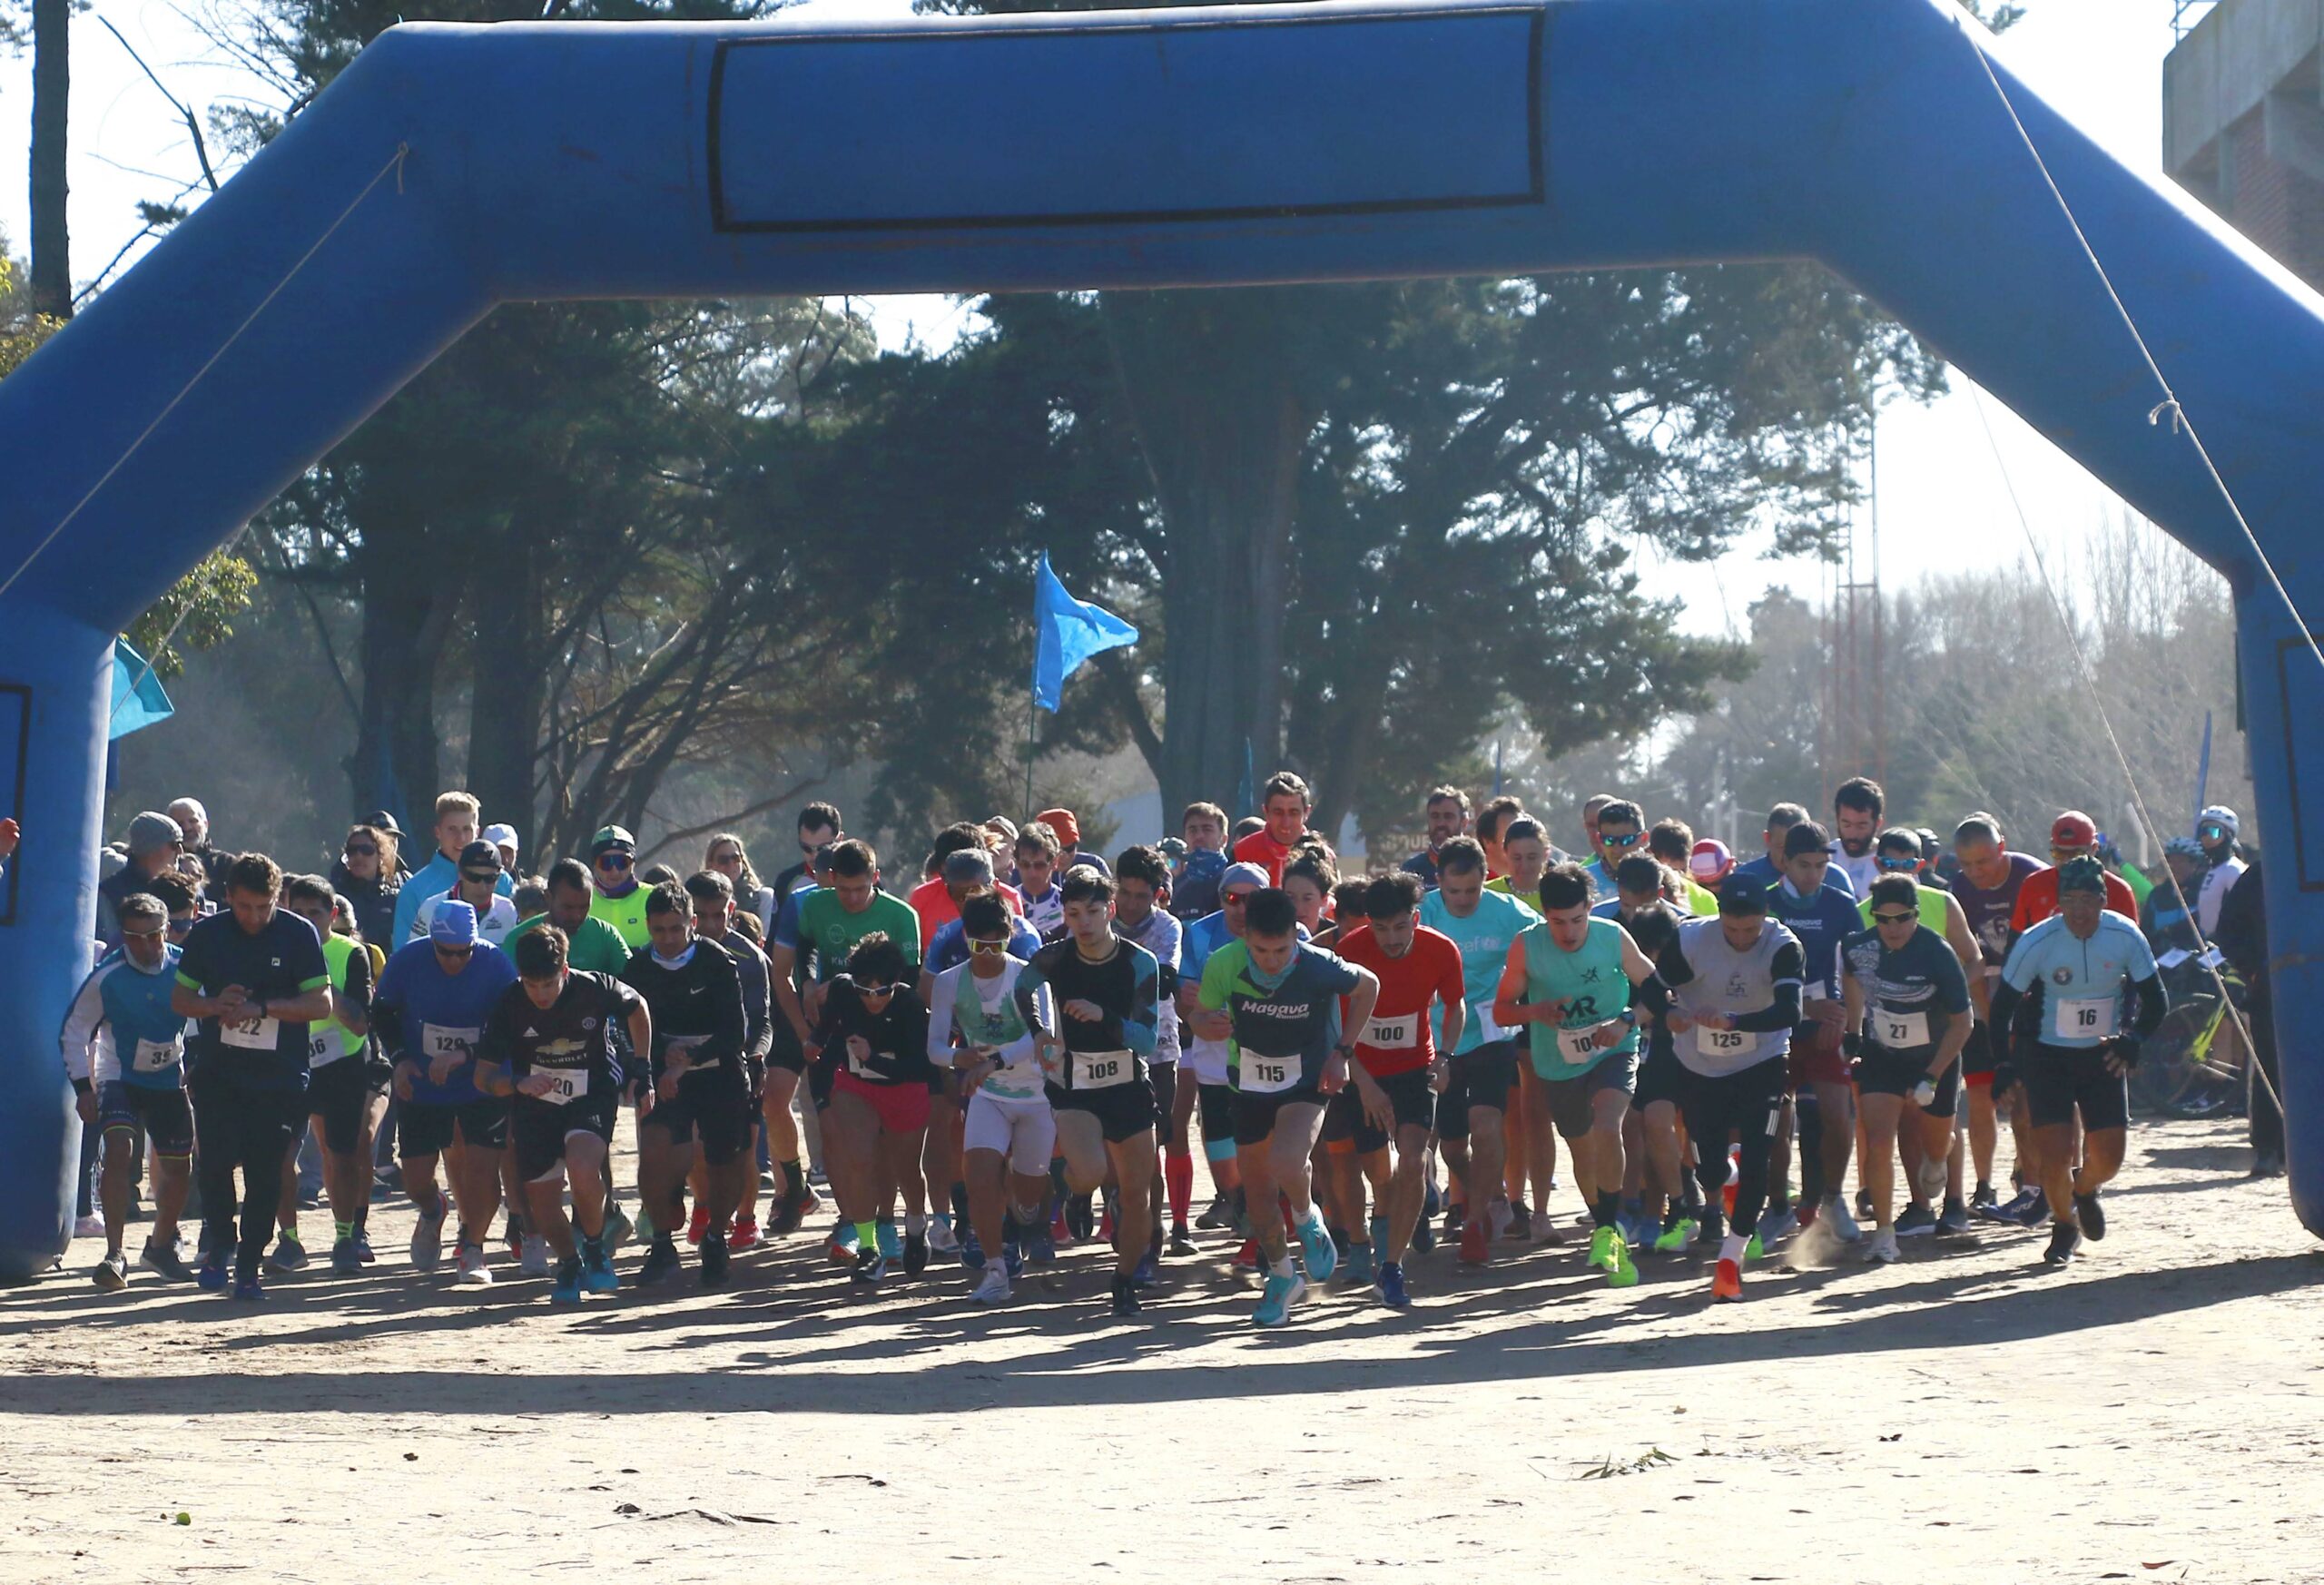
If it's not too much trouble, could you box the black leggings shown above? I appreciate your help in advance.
[1680,1056,1788,1234]
[189,1064,300,1276]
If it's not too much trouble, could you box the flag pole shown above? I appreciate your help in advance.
[1024,686,1039,822]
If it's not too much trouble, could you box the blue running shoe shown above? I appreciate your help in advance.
[551,1259,583,1304]
[1028,1225,1056,1265]
[197,1255,229,1293]
[1004,1240,1024,1279]
[875,1220,902,1260]
[1339,1242,1375,1288]
[1376,1261,1411,1310]
[1296,1211,1338,1283]
[1131,1245,1161,1288]
[960,1226,985,1271]
[1253,1270,1306,1327]
[582,1243,618,1295]
[231,1275,264,1302]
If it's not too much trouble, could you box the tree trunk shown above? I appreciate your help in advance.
[1101,290,1309,822]
[465,529,543,853]
[350,545,448,831]
[29,0,71,320]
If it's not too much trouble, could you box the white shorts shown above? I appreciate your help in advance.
[1183,1037,1231,1087]
[964,1089,1056,1177]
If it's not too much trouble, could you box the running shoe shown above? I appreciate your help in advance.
[1459,1217,1490,1266]
[1167,1224,1197,1257]
[1003,1240,1024,1281]
[1935,1199,1974,1238]
[2007,1190,2051,1229]
[825,1217,859,1265]
[1131,1244,1161,1289]
[1506,1203,1532,1242]
[330,1237,360,1275]
[1895,1203,1938,1238]
[1755,1204,1798,1247]
[353,1229,378,1266]
[699,1233,730,1287]
[1295,1212,1338,1283]
[1443,1203,1466,1241]
[455,1241,494,1286]
[1606,1237,1639,1288]
[1196,1194,1236,1231]
[520,1234,553,1276]
[231,1274,265,1302]
[409,1195,448,1271]
[960,1226,985,1271]
[1098,1204,1117,1244]
[92,1252,128,1292]
[1588,1225,1619,1274]
[197,1253,230,1292]
[1970,1181,1997,1211]
[505,1212,525,1268]
[1376,1261,1411,1310]
[1065,1195,1094,1242]
[973,1265,1010,1304]
[1860,1227,1901,1264]
[851,1246,887,1285]
[1744,1232,1764,1263]
[901,1230,928,1277]
[1111,1275,1142,1317]
[603,1201,635,1249]
[1979,1184,2038,1225]
[686,1203,712,1246]
[1529,1212,1566,1247]
[1410,1211,1436,1255]
[633,1204,657,1245]
[1820,1192,1863,1245]
[1855,1187,1876,1223]
[637,1238,683,1289]
[1339,1242,1375,1288]
[1711,1257,1743,1301]
[582,1244,619,1295]
[140,1239,193,1283]
[1423,1178,1441,1222]
[727,1216,761,1254]
[2073,1191,2106,1242]
[769,1187,806,1237]
[551,1258,583,1304]
[876,1220,903,1261]
[1653,1216,1698,1254]
[925,1217,960,1256]
[267,1231,309,1273]
[1617,1208,1654,1250]
[1253,1270,1306,1327]
[2043,1220,2081,1266]
[1028,1223,1057,1265]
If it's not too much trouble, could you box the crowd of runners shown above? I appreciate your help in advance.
[50,773,2275,1324]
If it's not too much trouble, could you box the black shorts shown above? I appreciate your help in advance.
[305,1056,381,1155]
[765,1019,809,1077]
[1323,1066,1435,1154]
[1198,1081,1237,1153]
[1149,1061,1178,1133]
[1233,1085,1324,1148]
[400,1096,508,1157]
[643,1066,753,1165]
[1960,1019,1998,1085]
[1633,1036,1686,1110]
[1855,1044,1963,1117]
[1541,1047,1640,1140]
[1054,1074,1159,1145]
[1438,1040,1519,1143]
[96,1081,193,1157]
[2022,1043,2130,1131]
[512,1092,618,1183]
[1676,1054,1790,1155]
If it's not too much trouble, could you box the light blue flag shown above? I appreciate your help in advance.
[108,639,175,741]
[1032,552,1138,713]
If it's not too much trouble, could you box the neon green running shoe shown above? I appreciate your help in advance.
[1652,1216,1698,1254]
[1744,1231,1764,1263]
[1588,1225,1618,1273]
[1607,1236,1640,1288]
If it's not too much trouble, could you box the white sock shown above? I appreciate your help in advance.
[1720,1233,1748,1263]
[1270,1255,1297,1279]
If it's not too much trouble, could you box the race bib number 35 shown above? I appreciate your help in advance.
[133,1037,182,1074]
[1072,1048,1134,1089]
[1240,1051,1300,1094]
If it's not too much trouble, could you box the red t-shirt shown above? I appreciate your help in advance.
[2009,867,2137,934]
[907,876,1024,942]
[1231,828,1295,887]
[1334,923,1467,1078]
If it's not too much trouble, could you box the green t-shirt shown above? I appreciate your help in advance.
[792,889,921,982]
[507,911,634,976]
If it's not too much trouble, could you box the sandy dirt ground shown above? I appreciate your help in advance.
[2,1114,2318,1585]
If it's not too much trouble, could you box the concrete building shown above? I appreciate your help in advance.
[2164,0,2324,287]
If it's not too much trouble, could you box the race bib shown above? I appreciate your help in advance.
[132,1037,182,1074]
[843,1042,888,1079]
[1071,1048,1134,1089]
[1694,1024,1749,1058]
[220,1015,280,1052]
[1875,1009,1931,1049]
[308,1024,340,1068]
[1364,1014,1418,1049]
[537,1066,589,1106]
[1239,1050,1301,1095]
[2053,996,2118,1041]
[1557,1024,1603,1063]
[421,1022,479,1061]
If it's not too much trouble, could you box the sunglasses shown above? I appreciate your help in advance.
[1871,910,1917,926]
[596,853,633,871]
[167,916,196,936]
[123,924,168,941]
[459,871,499,885]
[434,942,476,959]
[968,938,1009,956]
[1876,854,1920,871]
[2199,825,2227,840]
[344,844,378,859]
[1600,831,1641,848]
[1224,891,1257,906]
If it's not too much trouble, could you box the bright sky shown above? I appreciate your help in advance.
[0,0,2197,637]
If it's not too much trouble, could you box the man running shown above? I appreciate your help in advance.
[1652,881,1807,1301]
[409,841,521,945]
[1951,813,2043,1218]
[930,892,1053,1304]
[391,792,513,948]
[1766,820,1869,1245]
[810,933,934,1285]
[1018,870,1164,1316]
[281,876,378,1275]
[684,870,774,1252]
[1111,845,1189,1264]
[586,826,654,950]
[624,881,751,1288]
[1581,801,1646,897]
[2010,812,2140,933]
[1492,861,1664,1288]
[1403,786,1472,890]
[1829,777,1886,895]
[1733,802,1858,898]
[1332,871,1464,1308]
[1602,855,1696,1252]
[172,852,335,1299]
[375,901,519,1284]
[476,925,654,1301]
[1012,822,1068,937]
[1232,772,1316,887]
[1842,875,1975,1263]
[62,891,196,1288]
[1195,888,1380,1326]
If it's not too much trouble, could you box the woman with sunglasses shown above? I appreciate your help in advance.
[704,833,776,940]
[332,827,401,950]
[810,932,935,1285]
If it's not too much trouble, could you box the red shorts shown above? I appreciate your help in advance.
[1787,1020,1849,1089]
[833,1069,933,1134]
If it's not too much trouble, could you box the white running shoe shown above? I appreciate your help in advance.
[410,1196,448,1270]
[455,1241,494,1285]
[925,1219,960,1256]
[519,1234,552,1277]
[1819,1191,1864,1244]
[1860,1227,1901,1264]
[972,1265,1010,1305]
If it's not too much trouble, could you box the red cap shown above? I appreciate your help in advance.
[1034,807,1080,849]
[1688,838,1735,883]
[2050,810,2098,849]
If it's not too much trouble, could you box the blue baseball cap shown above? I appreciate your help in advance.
[429,899,479,947]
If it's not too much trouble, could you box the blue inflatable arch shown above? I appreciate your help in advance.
[1,0,2319,1275]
